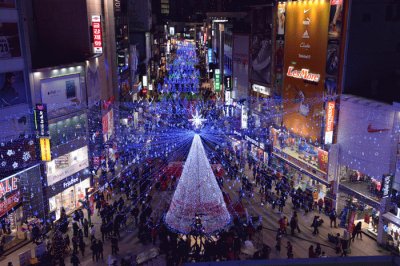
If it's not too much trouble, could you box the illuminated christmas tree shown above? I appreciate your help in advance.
[165,134,231,234]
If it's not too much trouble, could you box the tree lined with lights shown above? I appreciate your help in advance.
[165,134,231,234]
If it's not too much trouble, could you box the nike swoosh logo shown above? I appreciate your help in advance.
[304,9,311,13]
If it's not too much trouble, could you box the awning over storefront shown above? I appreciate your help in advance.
[382,212,400,228]
[338,184,381,209]
[272,151,329,186]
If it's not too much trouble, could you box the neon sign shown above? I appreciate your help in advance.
[287,66,320,82]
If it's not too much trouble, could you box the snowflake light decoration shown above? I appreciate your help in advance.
[188,110,207,129]
[12,162,18,169]
[7,149,15,156]
[22,152,31,162]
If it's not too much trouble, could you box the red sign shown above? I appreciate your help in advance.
[286,66,321,82]
[92,15,103,54]
[317,148,328,173]
[0,191,20,218]
[347,211,356,234]
[0,176,18,198]
[324,101,335,144]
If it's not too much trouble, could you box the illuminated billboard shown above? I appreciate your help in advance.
[282,0,330,142]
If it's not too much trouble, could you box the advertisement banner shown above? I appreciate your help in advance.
[102,109,114,142]
[214,69,221,92]
[34,103,49,137]
[241,105,248,129]
[347,210,356,234]
[40,74,82,111]
[0,178,20,218]
[282,1,330,142]
[39,138,51,161]
[91,15,103,54]
[317,148,329,173]
[46,146,89,186]
[324,0,344,100]
[0,22,21,59]
[381,175,393,198]
[0,71,27,109]
[250,6,273,85]
[324,101,335,144]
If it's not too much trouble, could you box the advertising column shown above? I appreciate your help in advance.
[282,1,330,142]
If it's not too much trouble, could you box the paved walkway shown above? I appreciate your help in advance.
[222,162,389,259]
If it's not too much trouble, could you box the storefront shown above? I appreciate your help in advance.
[0,165,45,243]
[0,174,23,236]
[337,184,380,238]
[44,146,90,220]
[47,173,90,220]
[270,127,333,208]
[335,95,396,241]
[229,130,245,159]
[382,209,400,254]
[244,135,267,163]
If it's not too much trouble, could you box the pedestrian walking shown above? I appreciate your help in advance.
[353,221,363,241]
[70,252,80,266]
[79,239,86,257]
[275,229,282,252]
[311,216,320,235]
[315,243,322,257]
[90,224,96,240]
[330,208,337,228]
[83,219,89,237]
[97,240,104,260]
[90,239,98,262]
[111,235,119,255]
[286,241,293,259]
[308,245,316,258]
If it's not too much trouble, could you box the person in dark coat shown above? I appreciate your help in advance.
[70,253,80,266]
[90,239,98,261]
[308,245,316,258]
[97,240,104,260]
[79,239,86,257]
[83,219,89,237]
[286,241,293,259]
[312,216,320,235]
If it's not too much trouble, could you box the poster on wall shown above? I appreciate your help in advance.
[282,1,330,142]
[250,6,273,85]
[0,0,15,8]
[277,2,286,37]
[40,74,82,111]
[0,22,21,59]
[329,0,344,39]
[0,71,27,108]
[102,109,114,142]
[0,175,21,218]
[46,146,89,186]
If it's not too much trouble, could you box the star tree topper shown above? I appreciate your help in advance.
[189,110,207,129]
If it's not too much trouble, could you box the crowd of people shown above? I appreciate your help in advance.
[157,42,200,94]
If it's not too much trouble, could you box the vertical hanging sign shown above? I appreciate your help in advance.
[214,69,221,92]
[92,15,103,54]
[34,104,49,138]
[324,101,335,144]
